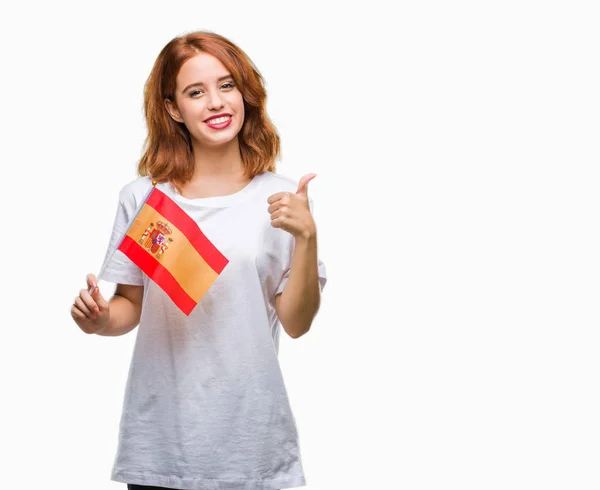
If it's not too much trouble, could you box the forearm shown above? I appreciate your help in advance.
[95,294,141,336]
[277,233,321,338]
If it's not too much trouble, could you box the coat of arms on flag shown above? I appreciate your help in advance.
[99,181,229,316]
[138,221,174,258]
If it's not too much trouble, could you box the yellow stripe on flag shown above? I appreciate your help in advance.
[126,203,219,302]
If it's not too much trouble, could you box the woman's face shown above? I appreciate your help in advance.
[164,52,245,148]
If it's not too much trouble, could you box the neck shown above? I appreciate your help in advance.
[190,137,245,181]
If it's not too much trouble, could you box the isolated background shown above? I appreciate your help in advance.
[1,1,598,489]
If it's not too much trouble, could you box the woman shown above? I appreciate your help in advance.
[70,30,327,490]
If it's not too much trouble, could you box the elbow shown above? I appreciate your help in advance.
[276,291,321,339]
[285,322,311,339]
[282,314,316,339]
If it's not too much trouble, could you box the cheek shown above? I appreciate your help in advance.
[175,101,197,123]
[187,101,207,118]
[232,92,245,115]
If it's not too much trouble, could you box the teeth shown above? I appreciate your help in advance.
[207,116,230,124]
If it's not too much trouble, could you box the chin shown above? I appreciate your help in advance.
[196,134,239,148]
[200,126,242,144]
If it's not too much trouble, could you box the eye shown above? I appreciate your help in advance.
[189,82,235,98]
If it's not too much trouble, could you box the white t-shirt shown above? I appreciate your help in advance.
[97,171,327,490]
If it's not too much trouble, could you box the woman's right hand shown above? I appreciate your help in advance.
[71,274,110,334]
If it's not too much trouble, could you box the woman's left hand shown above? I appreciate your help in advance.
[267,173,317,239]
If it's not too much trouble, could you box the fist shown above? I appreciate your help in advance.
[71,274,110,334]
[267,173,317,239]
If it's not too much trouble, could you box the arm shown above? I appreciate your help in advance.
[275,233,321,339]
[95,284,144,336]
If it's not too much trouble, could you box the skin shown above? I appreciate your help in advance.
[71,52,321,338]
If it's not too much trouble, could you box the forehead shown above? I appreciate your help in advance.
[177,53,229,86]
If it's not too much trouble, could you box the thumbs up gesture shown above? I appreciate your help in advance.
[267,173,317,239]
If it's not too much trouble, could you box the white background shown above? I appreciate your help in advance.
[1,1,598,489]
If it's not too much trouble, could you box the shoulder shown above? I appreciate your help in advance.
[117,176,154,208]
[259,171,298,194]
[259,171,316,209]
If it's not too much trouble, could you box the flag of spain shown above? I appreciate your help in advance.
[116,185,228,315]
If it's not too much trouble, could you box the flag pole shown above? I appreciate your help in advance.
[89,179,157,294]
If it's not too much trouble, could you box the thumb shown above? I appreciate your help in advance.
[91,284,109,311]
[296,173,317,196]
[87,273,108,310]
[87,273,98,292]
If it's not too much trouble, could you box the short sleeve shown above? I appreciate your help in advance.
[97,189,144,286]
[273,196,327,297]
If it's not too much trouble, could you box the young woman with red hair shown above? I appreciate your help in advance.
[70,30,327,490]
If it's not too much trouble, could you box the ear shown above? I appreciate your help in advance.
[164,97,184,123]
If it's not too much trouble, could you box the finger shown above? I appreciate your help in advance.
[267,192,291,205]
[71,305,87,320]
[87,273,98,294]
[74,296,94,319]
[270,208,286,221]
[79,289,100,315]
[295,173,317,196]
[270,216,287,228]
[267,201,287,214]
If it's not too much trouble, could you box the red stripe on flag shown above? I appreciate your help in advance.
[145,188,229,274]
[118,235,197,316]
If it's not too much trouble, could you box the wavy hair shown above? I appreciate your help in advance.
[137,31,280,191]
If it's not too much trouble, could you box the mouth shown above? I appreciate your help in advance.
[204,115,233,130]
[204,113,232,123]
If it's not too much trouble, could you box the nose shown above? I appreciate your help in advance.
[207,89,224,111]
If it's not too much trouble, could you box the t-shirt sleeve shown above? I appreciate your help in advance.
[273,196,327,297]
[97,188,144,286]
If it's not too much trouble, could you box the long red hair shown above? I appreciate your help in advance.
[137,30,280,191]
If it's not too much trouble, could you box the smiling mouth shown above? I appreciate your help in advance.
[205,115,231,124]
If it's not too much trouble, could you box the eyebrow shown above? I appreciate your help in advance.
[182,74,234,93]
